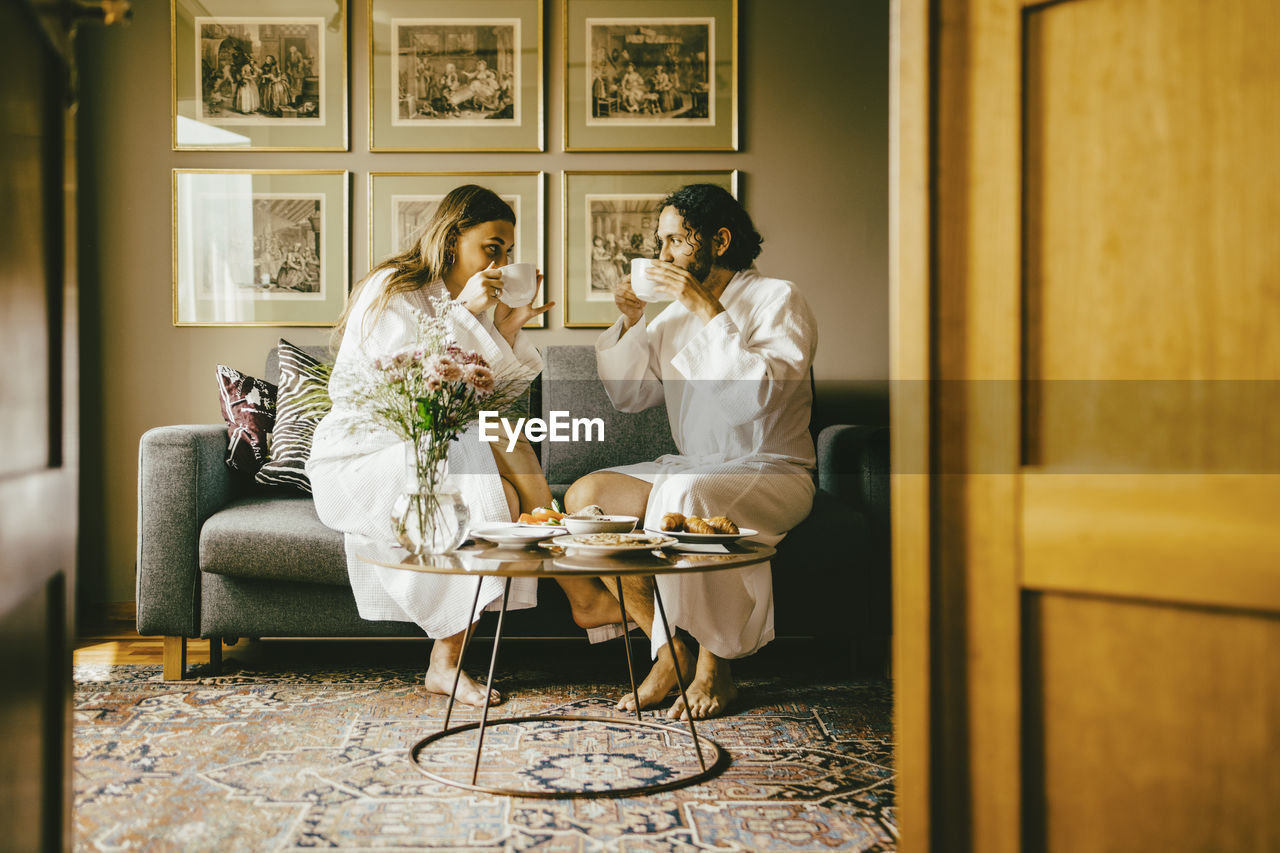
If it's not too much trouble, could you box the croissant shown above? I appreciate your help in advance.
[707,515,739,534]
[683,516,716,534]
[661,512,686,532]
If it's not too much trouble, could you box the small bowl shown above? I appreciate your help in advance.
[561,514,639,535]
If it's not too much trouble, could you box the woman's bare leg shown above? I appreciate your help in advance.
[489,440,616,628]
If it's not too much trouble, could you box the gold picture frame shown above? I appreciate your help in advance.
[173,170,350,326]
[564,0,738,151]
[171,0,349,151]
[561,170,739,328]
[369,0,544,152]
[368,171,548,328]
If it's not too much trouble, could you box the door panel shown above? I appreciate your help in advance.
[1024,0,1280,466]
[1018,0,1280,849]
[1024,594,1280,853]
[0,0,75,850]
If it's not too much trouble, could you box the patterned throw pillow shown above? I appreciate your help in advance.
[254,339,332,494]
[215,365,277,476]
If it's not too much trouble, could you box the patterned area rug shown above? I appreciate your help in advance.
[74,644,895,851]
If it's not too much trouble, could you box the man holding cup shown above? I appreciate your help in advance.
[564,184,819,719]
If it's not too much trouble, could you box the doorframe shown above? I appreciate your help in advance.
[891,0,1027,850]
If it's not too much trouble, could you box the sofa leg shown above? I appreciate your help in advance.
[209,637,222,675]
[163,636,187,681]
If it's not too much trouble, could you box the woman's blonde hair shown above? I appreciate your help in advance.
[331,184,515,348]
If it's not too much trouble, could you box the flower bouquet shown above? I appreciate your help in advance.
[334,298,527,554]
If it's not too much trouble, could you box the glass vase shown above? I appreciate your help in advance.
[390,434,469,556]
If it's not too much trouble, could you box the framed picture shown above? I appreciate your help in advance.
[173,170,350,326]
[562,170,739,327]
[171,0,348,150]
[370,0,544,152]
[564,0,737,151]
[369,172,548,328]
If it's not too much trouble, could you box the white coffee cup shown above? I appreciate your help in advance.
[498,263,537,306]
[630,257,671,302]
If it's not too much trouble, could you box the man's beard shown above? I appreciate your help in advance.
[686,242,715,283]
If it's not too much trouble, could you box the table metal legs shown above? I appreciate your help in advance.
[613,576,643,722]
[470,577,511,784]
[441,577,485,733]
[652,580,708,772]
[410,571,727,797]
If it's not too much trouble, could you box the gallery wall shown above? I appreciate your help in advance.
[75,0,889,609]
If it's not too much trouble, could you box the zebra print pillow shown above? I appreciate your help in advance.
[254,339,332,494]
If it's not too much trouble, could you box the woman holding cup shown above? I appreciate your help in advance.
[308,185,590,706]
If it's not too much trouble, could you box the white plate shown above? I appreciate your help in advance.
[644,526,758,544]
[540,533,678,554]
[471,523,566,544]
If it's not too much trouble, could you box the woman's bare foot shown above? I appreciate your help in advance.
[424,632,500,707]
[667,647,737,720]
[617,636,697,712]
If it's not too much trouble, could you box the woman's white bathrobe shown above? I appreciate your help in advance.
[595,267,818,660]
[307,272,543,638]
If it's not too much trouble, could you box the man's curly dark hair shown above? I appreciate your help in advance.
[659,184,763,271]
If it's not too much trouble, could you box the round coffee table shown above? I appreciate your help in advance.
[358,535,775,799]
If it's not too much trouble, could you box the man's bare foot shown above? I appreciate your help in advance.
[424,633,500,707]
[617,636,697,712]
[667,647,737,720]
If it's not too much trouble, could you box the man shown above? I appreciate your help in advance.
[563,184,818,719]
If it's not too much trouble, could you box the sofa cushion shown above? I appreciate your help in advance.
[200,494,348,586]
[255,339,331,494]
[539,345,678,486]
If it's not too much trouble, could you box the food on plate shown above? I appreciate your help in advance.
[658,511,742,535]
[707,515,740,534]
[518,499,566,526]
[683,516,716,534]
[567,504,605,519]
[566,532,672,547]
[660,512,686,532]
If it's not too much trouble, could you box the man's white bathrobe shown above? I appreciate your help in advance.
[595,267,818,659]
[307,272,542,638]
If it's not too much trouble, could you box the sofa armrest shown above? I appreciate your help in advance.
[136,425,234,637]
[816,424,890,531]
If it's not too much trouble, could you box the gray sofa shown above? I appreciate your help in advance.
[137,345,889,679]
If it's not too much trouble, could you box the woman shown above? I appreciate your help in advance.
[235,61,260,115]
[307,186,618,706]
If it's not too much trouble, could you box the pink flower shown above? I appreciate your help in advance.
[458,350,489,367]
[463,364,495,394]
[445,344,465,358]
[431,355,462,382]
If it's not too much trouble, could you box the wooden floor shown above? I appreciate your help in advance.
[75,620,235,667]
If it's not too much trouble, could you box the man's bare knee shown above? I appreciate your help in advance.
[564,474,610,512]
[565,472,652,518]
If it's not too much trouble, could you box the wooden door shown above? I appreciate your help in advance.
[0,1,77,850]
[892,0,1280,850]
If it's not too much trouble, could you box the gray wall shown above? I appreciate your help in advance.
[76,0,889,606]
